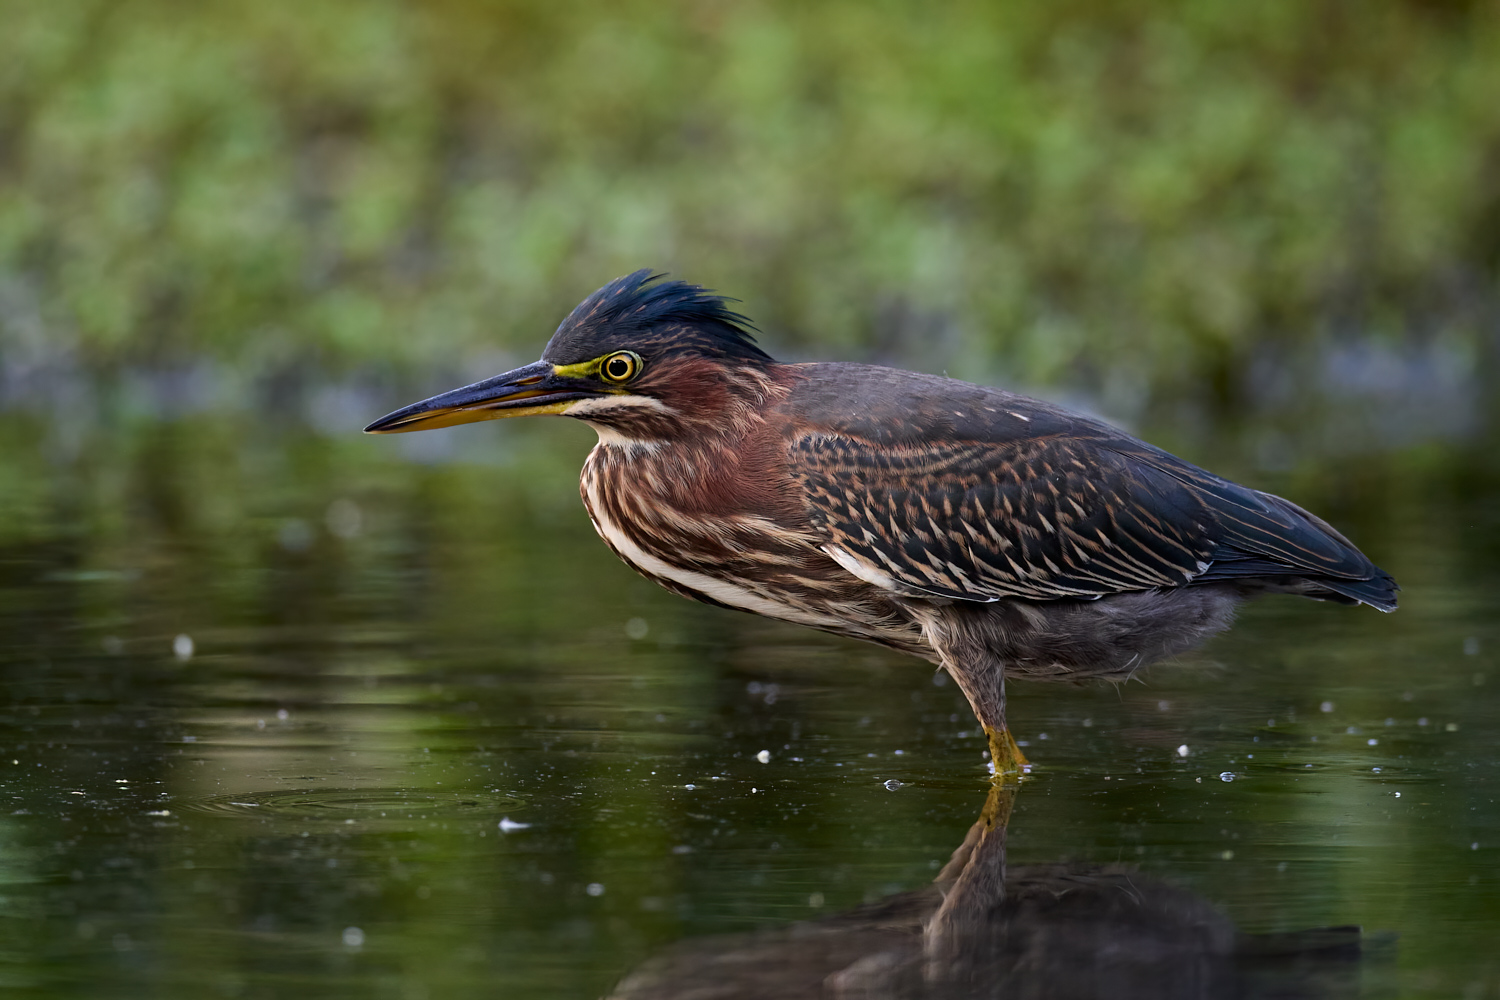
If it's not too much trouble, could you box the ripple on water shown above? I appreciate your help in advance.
[182,787,524,829]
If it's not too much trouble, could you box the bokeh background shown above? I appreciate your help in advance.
[5,0,1499,442]
[2,2,1499,998]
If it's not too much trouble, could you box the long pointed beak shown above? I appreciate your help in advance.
[363,360,603,434]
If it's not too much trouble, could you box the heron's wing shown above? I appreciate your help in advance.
[789,430,1392,606]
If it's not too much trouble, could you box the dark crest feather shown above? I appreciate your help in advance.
[543,270,773,364]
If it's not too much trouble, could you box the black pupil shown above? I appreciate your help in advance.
[607,357,630,379]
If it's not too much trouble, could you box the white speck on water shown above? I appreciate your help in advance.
[893,749,904,755]
[624,617,649,640]
[756,750,771,763]
[342,927,364,947]
[1177,745,1190,757]
[256,719,265,729]
[683,784,696,790]
[1464,637,1480,656]
[751,787,759,794]
[1446,723,1459,732]
[277,709,289,721]
[1220,850,1234,860]
[146,810,170,816]
[586,883,605,896]
[671,845,692,854]
[1346,727,1360,735]
[181,735,195,743]
[1038,733,1048,740]
[884,779,903,791]
[498,818,530,832]
[1418,718,1429,726]
[1082,718,1093,728]
[1394,792,1401,797]
[172,634,194,661]
[1219,772,1235,782]
[326,498,363,539]
[808,892,825,907]
[1158,700,1171,711]
[1472,842,1480,850]
[1367,739,1378,746]
[115,779,128,784]
[1372,767,1382,773]
[1319,701,1334,713]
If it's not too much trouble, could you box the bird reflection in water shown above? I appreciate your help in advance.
[607,784,1372,1000]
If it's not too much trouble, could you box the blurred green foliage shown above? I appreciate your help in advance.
[2,0,1498,419]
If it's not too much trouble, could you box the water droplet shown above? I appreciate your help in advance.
[326,499,363,539]
[883,779,903,791]
[1177,745,1189,757]
[1367,738,1378,746]
[1219,772,1235,782]
[808,892,825,907]
[498,817,530,832]
[755,750,771,764]
[1319,701,1334,713]
[172,634,194,661]
[586,883,605,897]
[624,617,649,640]
[342,927,364,947]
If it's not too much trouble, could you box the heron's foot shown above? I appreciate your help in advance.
[985,726,1031,778]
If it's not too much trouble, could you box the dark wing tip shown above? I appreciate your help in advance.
[1315,572,1399,612]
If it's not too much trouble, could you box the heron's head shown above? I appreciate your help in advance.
[364,270,776,439]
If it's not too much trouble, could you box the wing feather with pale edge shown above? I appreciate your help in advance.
[789,430,1395,608]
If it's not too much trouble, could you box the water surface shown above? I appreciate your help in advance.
[0,415,1496,998]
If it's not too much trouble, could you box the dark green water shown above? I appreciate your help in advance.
[1,413,1496,998]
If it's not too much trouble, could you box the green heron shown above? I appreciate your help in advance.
[366,271,1397,775]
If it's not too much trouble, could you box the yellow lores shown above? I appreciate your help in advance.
[366,351,643,433]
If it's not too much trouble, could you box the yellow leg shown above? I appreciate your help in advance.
[985,726,1031,777]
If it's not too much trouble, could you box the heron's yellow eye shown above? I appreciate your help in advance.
[599,351,641,384]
